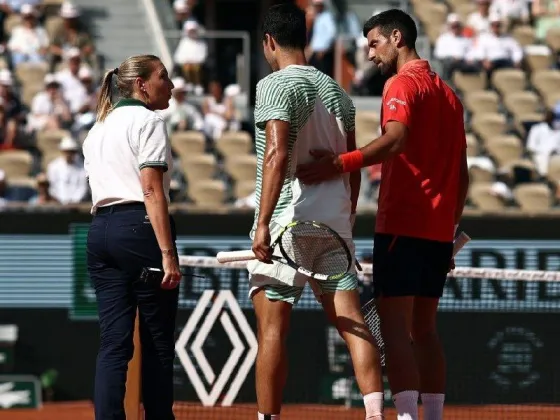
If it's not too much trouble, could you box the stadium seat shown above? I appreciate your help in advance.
[453,71,487,93]
[15,62,49,86]
[464,91,500,115]
[545,27,560,53]
[526,52,553,73]
[37,129,71,155]
[215,131,253,158]
[513,183,552,211]
[469,183,506,211]
[446,0,472,10]
[0,150,33,178]
[492,69,526,96]
[171,131,206,161]
[3,14,20,36]
[547,155,560,183]
[234,180,256,200]
[502,159,538,182]
[45,15,64,40]
[356,112,380,148]
[181,154,217,183]
[545,92,560,110]
[503,91,540,118]
[455,3,476,21]
[531,69,560,97]
[189,180,226,206]
[471,113,507,144]
[225,154,257,183]
[512,25,536,47]
[469,165,495,183]
[466,133,479,157]
[8,177,36,189]
[414,3,448,29]
[41,152,60,170]
[485,135,523,167]
[513,112,544,137]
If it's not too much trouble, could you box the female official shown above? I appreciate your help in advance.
[83,54,180,420]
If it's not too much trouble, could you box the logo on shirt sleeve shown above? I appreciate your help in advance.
[386,97,407,109]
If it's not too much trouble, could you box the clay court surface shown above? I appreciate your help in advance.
[2,402,560,419]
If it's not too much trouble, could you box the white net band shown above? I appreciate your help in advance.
[178,255,560,282]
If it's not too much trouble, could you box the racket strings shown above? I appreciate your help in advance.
[281,223,350,276]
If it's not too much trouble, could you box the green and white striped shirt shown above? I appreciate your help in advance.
[251,65,356,239]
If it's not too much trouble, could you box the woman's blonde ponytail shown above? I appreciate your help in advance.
[96,68,117,122]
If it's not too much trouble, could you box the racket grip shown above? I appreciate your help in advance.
[216,250,257,263]
[452,231,471,256]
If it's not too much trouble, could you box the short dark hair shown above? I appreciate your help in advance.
[262,3,307,50]
[362,9,417,48]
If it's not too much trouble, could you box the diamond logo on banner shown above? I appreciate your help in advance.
[175,290,258,406]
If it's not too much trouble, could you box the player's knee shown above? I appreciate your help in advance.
[411,324,438,344]
[258,323,289,346]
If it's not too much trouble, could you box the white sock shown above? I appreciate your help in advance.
[393,390,419,420]
[258,413,279,420]
[421,393,445,420]
[364,392,384,419]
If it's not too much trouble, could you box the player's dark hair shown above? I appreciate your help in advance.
[362,9,417,49]
[262,3,307,50]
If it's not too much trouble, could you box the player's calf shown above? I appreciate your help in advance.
[252,289,293,418]
[321,289,384,420]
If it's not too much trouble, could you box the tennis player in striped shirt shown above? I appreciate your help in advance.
[248,4,384,420]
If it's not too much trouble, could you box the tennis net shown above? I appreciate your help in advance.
[164,254,560,420]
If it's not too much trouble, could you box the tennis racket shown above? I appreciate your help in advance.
[363,231,471,367]
[216,220,354,281]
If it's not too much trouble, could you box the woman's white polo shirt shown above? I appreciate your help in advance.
[83,98,173,215]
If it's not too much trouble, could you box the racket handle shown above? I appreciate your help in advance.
[453,231,471,256]
[216,250,257,263]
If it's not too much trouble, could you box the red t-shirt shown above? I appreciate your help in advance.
[376,60,466,243]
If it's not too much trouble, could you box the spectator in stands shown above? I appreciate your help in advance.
[173,0,201,30]
[467,13,524,78]
[71,65,97,132]
[0,97,17,149]
[0,168,30,206]
[466,0,492,35]
[202,80,235,141]
[28,74,72,132]
[50,2,96,70]
[7,3,49,67]
[28,172,58,205]
[173,20,207,90]
[55,47,90,115]
[434,14,476,81]
[490,0,530,30]
[0,69,24,124]
[2,0,41,14]
[46,135,88,204]
[158,76,203,134]
[307,0,336,77]
[532,0,560,41]
[526,109,560,176]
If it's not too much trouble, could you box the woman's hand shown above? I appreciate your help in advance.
[161,253,181,289]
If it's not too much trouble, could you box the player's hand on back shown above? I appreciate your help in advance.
[252,224,273,264]
[296,149,342,184]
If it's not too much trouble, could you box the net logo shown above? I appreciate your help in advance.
[175,290,258,406]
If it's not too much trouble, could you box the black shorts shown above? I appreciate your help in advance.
[372,233,453,298]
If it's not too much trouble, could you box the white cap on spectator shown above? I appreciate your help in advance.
[78,66,92,80]
[44,73,60,86]
[173,0,189,13]
[447,13,461,25]
[60,2,80,18]
[183,20,198,33]
[20,4,36,16]
[224,84,240,97]
[489,13,502,23]
[0,69,13,86]
[65,47,81,60]
[172,77,187,92]
[59,136,79,152]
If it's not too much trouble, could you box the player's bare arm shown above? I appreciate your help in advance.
[296,121,409,185]
[455,137,469,225]
[252,119,290,263]
[347,130,361,220]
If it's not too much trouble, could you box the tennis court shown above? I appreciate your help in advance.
[3,402,560,419]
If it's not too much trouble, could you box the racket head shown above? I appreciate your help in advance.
[362,298,386,367]
[276,220,353,281]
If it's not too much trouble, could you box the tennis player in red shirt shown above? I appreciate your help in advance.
[297,9,469,420]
